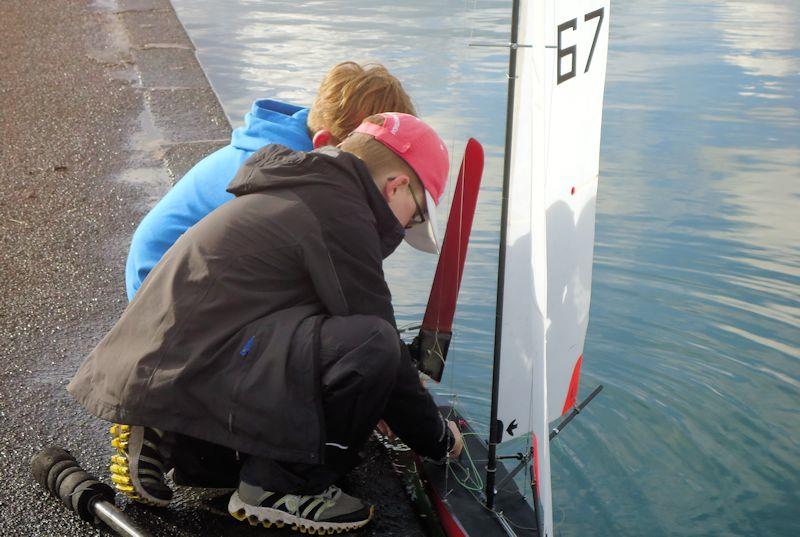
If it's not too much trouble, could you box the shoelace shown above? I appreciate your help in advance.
[321,486,339,501]
[315,486,340,516]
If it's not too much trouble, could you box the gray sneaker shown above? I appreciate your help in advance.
[228,482,374,534]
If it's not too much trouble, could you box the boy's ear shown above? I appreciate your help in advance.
[312,129,334,148]
[383,175,410,200]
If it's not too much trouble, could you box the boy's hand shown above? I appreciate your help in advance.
[447,420,464,459]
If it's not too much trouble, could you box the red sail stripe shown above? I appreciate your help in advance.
[561,355,583,415]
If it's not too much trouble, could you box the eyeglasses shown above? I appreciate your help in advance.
[406,184,427,229]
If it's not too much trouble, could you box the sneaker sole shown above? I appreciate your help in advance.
[228,491,373,534]
[109,424,171,507]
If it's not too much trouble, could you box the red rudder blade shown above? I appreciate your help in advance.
[417,139,484,381]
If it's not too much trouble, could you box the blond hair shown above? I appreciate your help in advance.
[339,115,421,189]
[307,62,417,143]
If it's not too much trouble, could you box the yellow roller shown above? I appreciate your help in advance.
[111,474,132,486]
[108,424,130,435]
[109,463,129,476]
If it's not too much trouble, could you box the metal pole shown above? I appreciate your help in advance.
[93,500,153,537]
[494,453,531,493]
[485,0,522,511]
[549,385,604,440]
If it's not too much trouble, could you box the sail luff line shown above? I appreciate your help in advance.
[485,0,524,513]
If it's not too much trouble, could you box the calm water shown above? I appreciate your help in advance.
[171,1,799,535]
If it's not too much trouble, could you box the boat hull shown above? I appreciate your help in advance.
[381,406,539,537]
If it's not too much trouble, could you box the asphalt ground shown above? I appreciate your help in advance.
[0,1,423,535]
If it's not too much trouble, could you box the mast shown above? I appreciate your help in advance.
[485,0,522,511]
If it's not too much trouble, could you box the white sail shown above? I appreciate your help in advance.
[495,1,610,535]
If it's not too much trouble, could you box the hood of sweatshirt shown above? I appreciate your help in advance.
[227,144,405,258]
[230,99,312,152]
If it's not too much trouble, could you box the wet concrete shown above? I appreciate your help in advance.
[0,1,422,535]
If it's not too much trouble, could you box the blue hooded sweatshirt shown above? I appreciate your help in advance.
[125,99,312,300]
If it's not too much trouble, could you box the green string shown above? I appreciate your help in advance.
[447,432,484,492]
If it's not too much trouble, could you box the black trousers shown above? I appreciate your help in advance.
[162,315,401,495]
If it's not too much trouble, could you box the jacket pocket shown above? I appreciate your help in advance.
[227,320,266,434]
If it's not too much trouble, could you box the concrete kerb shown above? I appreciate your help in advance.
[94,0,229,197]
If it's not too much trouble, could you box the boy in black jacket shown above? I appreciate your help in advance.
[69,113,462,533]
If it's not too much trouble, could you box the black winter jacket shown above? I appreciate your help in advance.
[68,145,448,464]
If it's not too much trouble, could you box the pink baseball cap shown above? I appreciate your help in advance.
[354,112,449,254]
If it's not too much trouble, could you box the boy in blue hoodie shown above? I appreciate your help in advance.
[125,62,416,300]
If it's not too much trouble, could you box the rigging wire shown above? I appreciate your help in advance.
[447,432,484,492]
[448,444,541,533]
[440,0,482,500]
